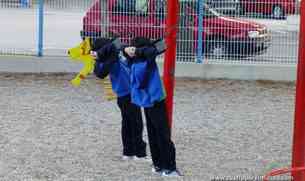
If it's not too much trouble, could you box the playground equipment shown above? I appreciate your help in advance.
[67,37,116,100]
[263,167,305,181]
[163,0,179,128]
[264,0,305,180]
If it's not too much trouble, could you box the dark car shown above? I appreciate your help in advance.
[206,0,240,15]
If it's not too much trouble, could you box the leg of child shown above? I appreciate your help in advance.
[117,94,146,158]
[144,100,176,171]
[117,95,136,157]
[129,102,147,158]
[144,108,162,169]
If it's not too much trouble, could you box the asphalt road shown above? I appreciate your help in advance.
[0,8,300,63]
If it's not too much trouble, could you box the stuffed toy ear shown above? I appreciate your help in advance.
[68,37,92,60]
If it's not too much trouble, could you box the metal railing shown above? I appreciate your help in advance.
[0,0,300,64]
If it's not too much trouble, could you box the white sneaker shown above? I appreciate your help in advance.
[151,166,162,174]
[122,155,135,161]
[161,169,183,177]
[133,156,152,163]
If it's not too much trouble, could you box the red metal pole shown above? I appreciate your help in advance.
[292,0,305,180]
[164,0,179,129]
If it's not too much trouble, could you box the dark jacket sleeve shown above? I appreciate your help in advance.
[94,61,113,79]
[96,43,118,63]
[94,43,120,79]
[134,46,158,62]
[94,62,111,79]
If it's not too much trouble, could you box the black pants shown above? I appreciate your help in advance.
[144,100,176,170]
[117,94,146,157]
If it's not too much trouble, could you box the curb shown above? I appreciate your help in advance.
[0,55,297,82]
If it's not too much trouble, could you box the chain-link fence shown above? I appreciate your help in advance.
[0,0,300,64]
[0,0,36,55]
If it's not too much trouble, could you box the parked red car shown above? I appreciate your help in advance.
[81,0,271,58]
[239,0,297,19]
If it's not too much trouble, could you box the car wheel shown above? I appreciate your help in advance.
[272,5,285,19]
[206,40,227,59]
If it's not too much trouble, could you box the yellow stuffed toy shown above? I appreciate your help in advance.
[68,37,116,100]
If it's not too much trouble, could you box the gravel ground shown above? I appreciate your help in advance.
[0,74,295,181]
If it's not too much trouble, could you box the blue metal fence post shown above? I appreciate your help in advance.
[20,0,30,8]
[37,0,44,57]
[197,0,204,63]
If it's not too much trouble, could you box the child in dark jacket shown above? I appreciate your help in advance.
[123,37,181,177]
[92,38,147,160]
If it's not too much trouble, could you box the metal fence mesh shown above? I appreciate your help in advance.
[0,0,300,65]
[0,1,36,56]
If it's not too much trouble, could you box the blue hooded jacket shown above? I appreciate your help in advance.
[130,47,166,107]
[94,51,131,97]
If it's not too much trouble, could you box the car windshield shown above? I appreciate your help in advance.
[113,0,150,15]
[204,4,221,18]
[180,1,220,18]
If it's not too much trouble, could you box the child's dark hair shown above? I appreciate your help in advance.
[131,37,152,48]
[92,38,112,51]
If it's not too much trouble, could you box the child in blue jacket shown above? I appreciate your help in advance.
[92,38,147,160]
[123,37,181,177]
